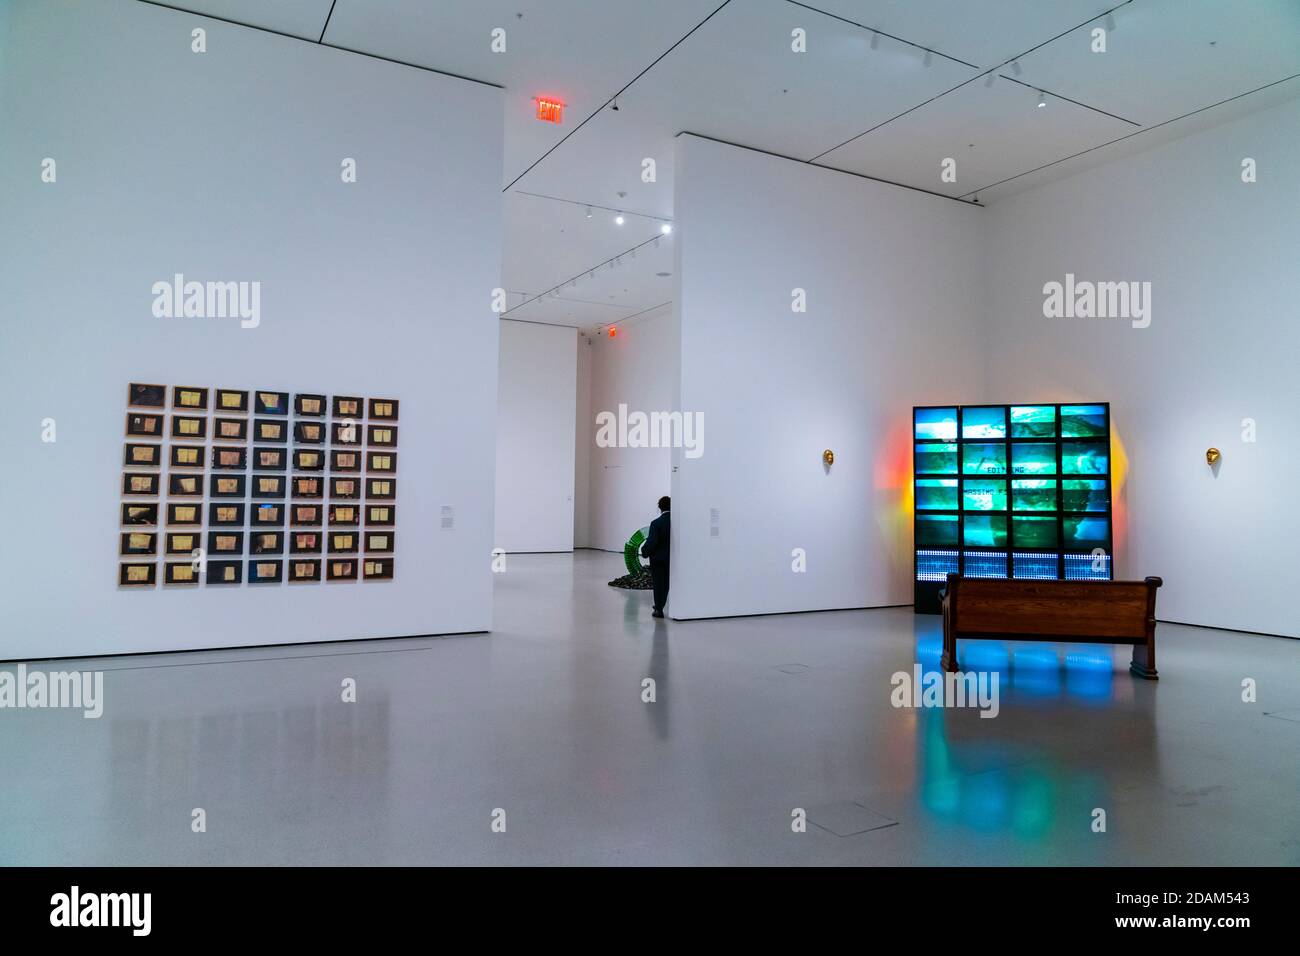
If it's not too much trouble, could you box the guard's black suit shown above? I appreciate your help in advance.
[640,511,670,615]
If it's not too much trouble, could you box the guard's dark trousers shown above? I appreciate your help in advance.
[650,559,669,615]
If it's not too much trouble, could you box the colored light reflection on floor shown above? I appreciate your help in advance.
[914,639,1116,702]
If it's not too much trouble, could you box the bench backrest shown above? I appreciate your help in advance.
[947,576,1158,639]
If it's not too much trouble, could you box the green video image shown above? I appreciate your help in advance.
[1062,441,1108,474]
[1012,479,1057,512]
[962,479,1006,511]
[916,513,958,547]
[963,514,1007,548]
[1011,443,1057,475]
[915,479,958,511]
[1010,405,1056,438]
[1013,515,1057,548]
[962,443,1006,474]
[1064,516,1109,549]
[915,443,957,474]
[1063,479,1108,512]
[1061,404,1106,438]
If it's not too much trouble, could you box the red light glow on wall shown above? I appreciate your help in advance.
[608,326,617,338]
[535,97,565,124]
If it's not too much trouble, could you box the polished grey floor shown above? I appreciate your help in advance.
[2,551,1297,865]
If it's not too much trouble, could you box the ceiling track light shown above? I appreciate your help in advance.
[615,214,625,225]
[870,31,879,50]
[653,237,661,248]
[1011,60,1022,76]
[984,73,995,88]
[1037,90,1047,108]
[1104,12,1116,31]
[923,49,933,67]
[585,206,592,219]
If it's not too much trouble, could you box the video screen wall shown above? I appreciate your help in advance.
[120,383,398,588]
[913,403,1113,613]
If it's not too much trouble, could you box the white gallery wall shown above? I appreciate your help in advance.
[574,333,593,548]
[0,0,503,657]
[670,134,985,620]
[585,307,677,553]
[494,320,577,552]
[985,97,1300,639]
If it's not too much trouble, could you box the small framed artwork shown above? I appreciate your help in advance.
[292,449,324,471]
[254,447,286,471]
[330,477,360,500]
[210,502,245,526]
[172,386,208,410]
[166,503,201,526]
[126,413,163,437]
[363,558,394,581]
[330,450,361,473]
[207,530,244,555]
[292,476,323,499]
[119,531,157,556]
[329,504,360,526]
[254,419,287,443]
[215,417,248,441]
[366,478,395,500]
[290,531,322,554]
[164,562,200,586]
[332,396,362,418]
[291,504,323,527]
[124,443,161,467]
[255,391,289,416]
[122,472,160,496]
[121,503,159,526]
[367,424,398,447]
[168,473,203,497]
[328,531,358,554]
[170,445,203,469]
[206,560,243,585]
[368,398,398,421]
[212,446,247,470]
[331,421,362,445]
[289,559,322,583]
[119,562,157,587]
[295,394,326,417]
[210,474,246,498]
[327,558,358,582]
[128,383,166,408]
[171,415,206,439]
[252,474,285,499]
[165,532,201,556]
[366,505,395,527]
[215,389,249,413]
[250,502,284,527]
[364,531,393,554]
[248,560,283,584]
[293,421,325,444]
[250,531,284,555]
[367,451,396,473]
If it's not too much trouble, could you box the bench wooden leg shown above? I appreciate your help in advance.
[1130,641,1158,680]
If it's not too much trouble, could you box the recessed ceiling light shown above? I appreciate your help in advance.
[660,223,672,234]
[615,215,624,225]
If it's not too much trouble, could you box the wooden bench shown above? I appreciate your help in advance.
[940,573,1163,680]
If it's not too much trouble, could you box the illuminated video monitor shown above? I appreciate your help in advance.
[1010,405,1056,438]
[915,442,957,475]
[962,443,1006,475]
[915,478,958,511]
[914,407,957,441]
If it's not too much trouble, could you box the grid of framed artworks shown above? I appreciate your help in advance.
[119,384,398,588]
[912,403,1114,614]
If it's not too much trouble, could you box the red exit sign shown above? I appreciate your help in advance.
[535,97,564,124]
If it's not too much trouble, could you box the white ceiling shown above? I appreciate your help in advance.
[145,0,1300,330]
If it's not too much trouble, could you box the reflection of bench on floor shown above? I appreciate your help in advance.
[940,573,1163,680]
